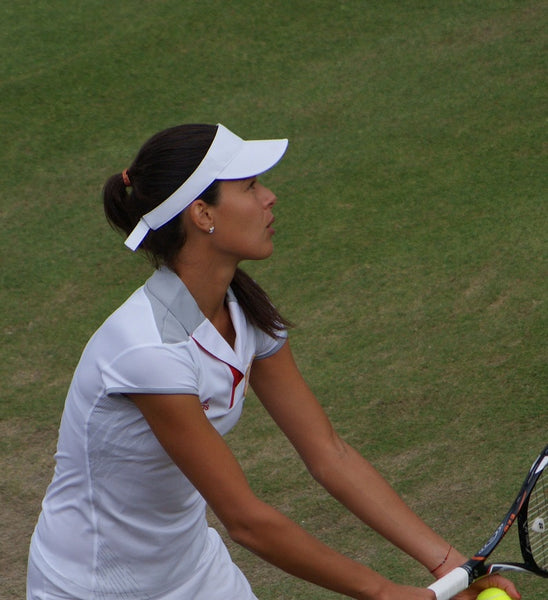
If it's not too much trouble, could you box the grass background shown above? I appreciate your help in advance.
[1,1,546,598]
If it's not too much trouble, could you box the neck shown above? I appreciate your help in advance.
[171,253,236,323]
[171,256,238,348]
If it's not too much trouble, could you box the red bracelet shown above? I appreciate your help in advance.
[429,545,453,574]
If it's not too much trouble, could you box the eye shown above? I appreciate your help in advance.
[247,178,257,190]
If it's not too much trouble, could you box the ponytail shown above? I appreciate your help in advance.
[103,168,188,269]
[103,172,137,236]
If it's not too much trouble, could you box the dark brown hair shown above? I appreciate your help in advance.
[103,124,291,337]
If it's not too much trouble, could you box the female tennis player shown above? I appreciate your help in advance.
[27,123,520,600]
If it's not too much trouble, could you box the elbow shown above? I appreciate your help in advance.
[305,434,349,485]
[226,518,254,548]
[223,499,273,551]
[227,524,256,550]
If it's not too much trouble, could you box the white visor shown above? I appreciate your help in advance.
[124,123,288,251]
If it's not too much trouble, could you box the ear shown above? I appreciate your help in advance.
[186,200,214,234]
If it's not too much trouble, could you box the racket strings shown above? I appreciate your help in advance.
[526,468,548,571]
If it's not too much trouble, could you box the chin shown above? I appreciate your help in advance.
[247,244,274,261]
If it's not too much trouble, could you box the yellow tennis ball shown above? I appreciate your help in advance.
[477,589,512,600]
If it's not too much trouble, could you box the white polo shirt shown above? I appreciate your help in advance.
[28,267,286,600]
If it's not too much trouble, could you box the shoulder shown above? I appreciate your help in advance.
[80,270,204,377]
[94,267,206,348]
[81,296,200,398]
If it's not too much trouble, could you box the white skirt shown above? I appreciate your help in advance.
[27,527,258,600]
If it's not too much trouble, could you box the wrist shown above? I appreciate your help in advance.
[354,577,393,600]
[429,544,453,577]
[430,546,467,579]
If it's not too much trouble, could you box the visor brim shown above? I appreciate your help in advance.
[217,138,288,180]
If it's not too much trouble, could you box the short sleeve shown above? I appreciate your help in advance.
[102,342,199,397]
[254,327,287,360]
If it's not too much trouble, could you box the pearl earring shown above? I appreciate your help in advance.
[208,225,215,234]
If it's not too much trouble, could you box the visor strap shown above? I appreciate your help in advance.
[124,124,243,251]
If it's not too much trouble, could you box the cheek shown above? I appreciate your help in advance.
[228,206,263,234]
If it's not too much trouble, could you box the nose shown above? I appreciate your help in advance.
[259,182,277,208]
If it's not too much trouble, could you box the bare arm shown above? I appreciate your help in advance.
[249,342,450,569]
[249,341,520,599]
[130,392,434,600]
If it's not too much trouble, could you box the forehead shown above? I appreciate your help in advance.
[219,176,255,185]
[218,177,255,192]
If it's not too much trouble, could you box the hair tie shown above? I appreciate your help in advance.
[122,169,131,187]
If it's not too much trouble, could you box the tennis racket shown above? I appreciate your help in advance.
[427,444,548,600]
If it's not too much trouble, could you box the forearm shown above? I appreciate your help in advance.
[308,439,466,574]
[226,498,394,600]
[249,345,463,582]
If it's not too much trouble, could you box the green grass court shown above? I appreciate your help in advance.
[1,1,546,598]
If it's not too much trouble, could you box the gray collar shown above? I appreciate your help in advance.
[144,266,237,344]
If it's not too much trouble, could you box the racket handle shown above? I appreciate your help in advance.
[427,567,470,600]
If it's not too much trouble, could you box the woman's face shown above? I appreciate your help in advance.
[209,177,277,262]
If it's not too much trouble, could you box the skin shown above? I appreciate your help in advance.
[130,178,520,600]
